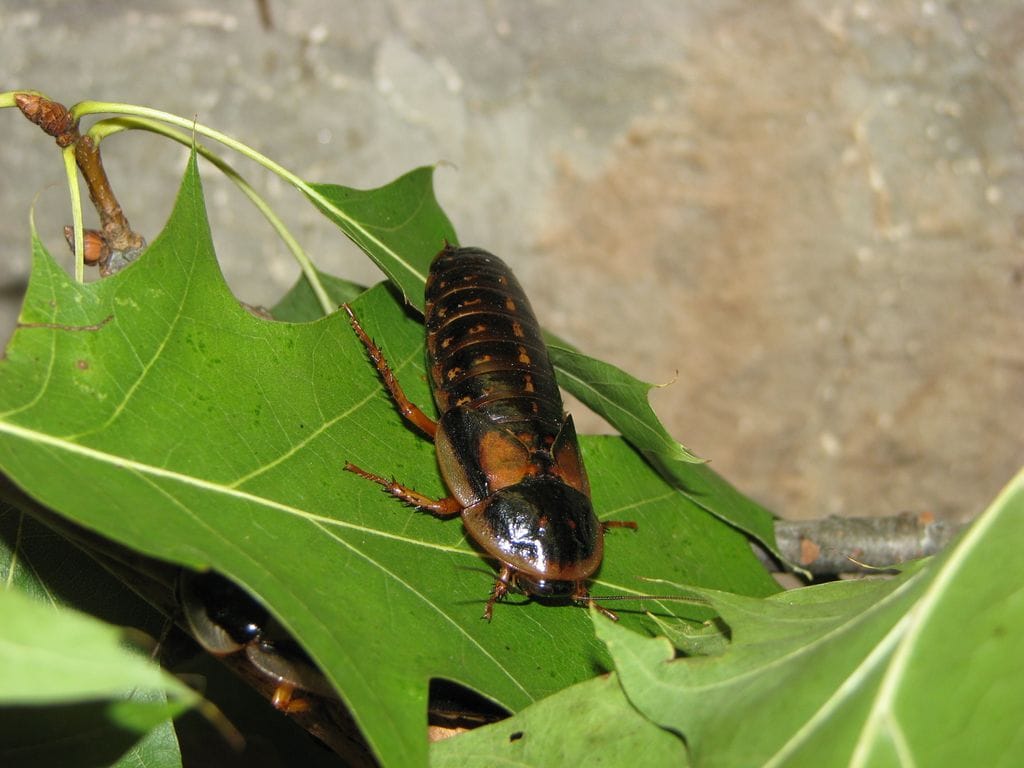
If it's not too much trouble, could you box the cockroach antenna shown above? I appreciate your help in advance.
[577,592,708,621]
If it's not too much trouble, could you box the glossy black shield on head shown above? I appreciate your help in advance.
[461,475,604,585]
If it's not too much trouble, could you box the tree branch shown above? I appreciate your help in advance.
[756,511,963,577]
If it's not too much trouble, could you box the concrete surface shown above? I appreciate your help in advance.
[2,1,1021,524]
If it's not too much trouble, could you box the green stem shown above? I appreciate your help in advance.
[62,145,85,283]
[88,117,334,316]
[4,90,83,281]
[72,101,425,286]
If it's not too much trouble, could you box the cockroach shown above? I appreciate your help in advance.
[344,245,640,621]
[178,571,336,712]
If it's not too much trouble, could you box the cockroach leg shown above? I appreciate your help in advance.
[586,600,620,622]
[483,564,514,622]
[343,303,438,439]
[571,583,620,622]
[602,520,638,532]
[271,682,311,713]
[344,462,462,518]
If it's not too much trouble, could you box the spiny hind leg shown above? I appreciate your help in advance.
[343,303,437,439]
[344,462,462,518]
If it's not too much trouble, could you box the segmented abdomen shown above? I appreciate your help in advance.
[425,247,563,445]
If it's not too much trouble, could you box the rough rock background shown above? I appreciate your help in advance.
[2,1,1021,524]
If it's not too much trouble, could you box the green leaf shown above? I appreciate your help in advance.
[430,673,688,767]
[0,691,184,768]
[0,581,186,768]
[0,153,776,766]
[306,166,458,310]
[547,345,703,464]
[597,467,1024,767]
[0,585,193,708]
[647,608,730,657]
[549,344,780,558]
[0,499,343,768]
[653,455,781,566]
[0,583,193,708]
[0,498,173,631]
[850,468,1024,767]
[0,567,189,768]
[108,691,184,768]
[271,269,365,323]
[0,499,185,768]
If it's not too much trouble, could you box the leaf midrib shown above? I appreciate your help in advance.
[0,419,465,556]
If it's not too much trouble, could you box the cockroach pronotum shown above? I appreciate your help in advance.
[344,244,643,621]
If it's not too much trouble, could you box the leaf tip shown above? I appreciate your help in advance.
[671,442,707,465]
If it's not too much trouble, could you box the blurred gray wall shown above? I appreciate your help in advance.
[2,1,1021,524]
